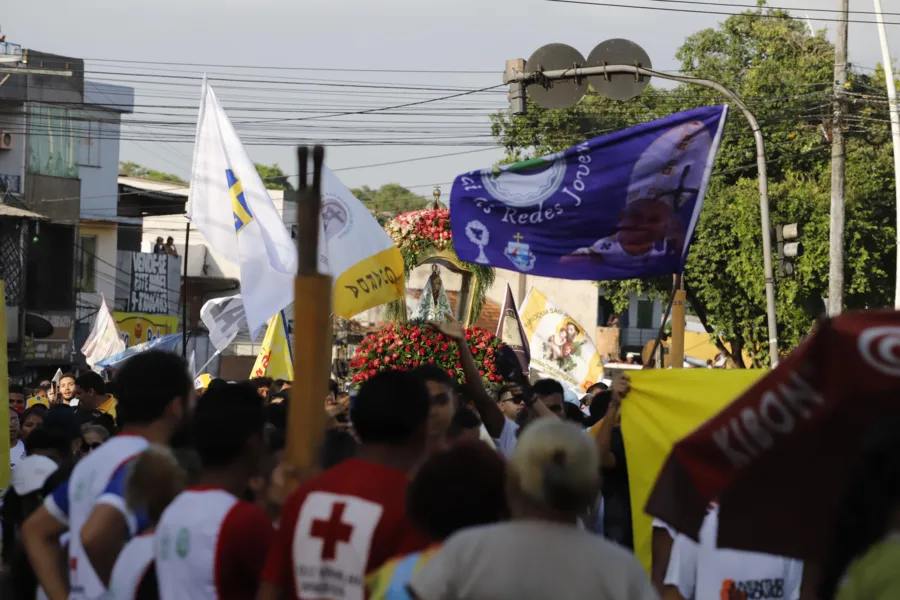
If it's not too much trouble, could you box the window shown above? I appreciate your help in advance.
[79,120,101,168]
[78,235,97,292]
[637,299,654,329]
[28,105,78,178]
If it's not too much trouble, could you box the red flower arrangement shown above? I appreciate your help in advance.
[385,208,453,254]
[349,323,505,385]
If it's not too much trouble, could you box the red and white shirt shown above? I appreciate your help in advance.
[154,487,275,600]
[263,458,432,600]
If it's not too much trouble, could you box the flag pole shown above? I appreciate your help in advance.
[285,146,332,486]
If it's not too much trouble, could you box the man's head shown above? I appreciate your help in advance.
[446,407,483,445]
[58,374,76,403]
[38,381,52,399]
[252,377,273,400]
[23,427,70,464]
[75,372,106,410]
[496,385,523,420]
[617,197,674,256]
[115,351,192,438]
[193,382,265,476]
[564,321,581,341]
[20,407,45,441]
[532,379,565,416]
[351,370,430,452]
[8,383,25,412]
[9,406,20,445]
[411,365,458,444]
[166,236,175,245]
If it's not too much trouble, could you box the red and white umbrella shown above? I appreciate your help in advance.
[646,310,900,561]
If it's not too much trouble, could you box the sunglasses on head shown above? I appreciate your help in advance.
[82,440,103,451]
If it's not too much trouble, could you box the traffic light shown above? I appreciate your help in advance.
[776,223,803,277]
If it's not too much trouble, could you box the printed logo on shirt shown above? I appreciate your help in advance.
[720,577,786,599]
[175,528,190,558]
[292,492,384,600]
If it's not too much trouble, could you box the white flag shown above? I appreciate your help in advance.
[81,295,126,372]
[187,80,295,334]
[200,294,247,353]
[188,350,197,378]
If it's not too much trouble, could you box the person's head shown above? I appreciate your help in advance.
[532,379,565,416]
[507,417,600,522]
[563,402,586,426]
[617,197,674,256]
[156,236,164,245]
[38,381,52,398]
[9,406,20,444]
[75,371,106,410]
[411,365,458,445]
[42,404,82,456]
[58,374,76,402]
[81,424,110,454]
[496,385,523,420]
[115,351,192,440]
[166,236,175,245]
[193,382,266,482]
[820,415,900,600]
[125,445,188,526]
[272,379,287,394]
[446,407,483,445]
[91,413,117,438]
[252,377,273,400]
[24,427,71,464]
[564,321,580,341]
[20,406,45,441]
[9,383,26,412]
[270,389,290,405]
[407,440,507,541]
[351,370,430,455]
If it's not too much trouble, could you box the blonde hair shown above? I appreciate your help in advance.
[125,444,187,525]
[509,418,600,512]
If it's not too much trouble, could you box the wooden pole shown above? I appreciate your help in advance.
[670,275,686,369]
[285,146,332,484]
[181,220,190,357]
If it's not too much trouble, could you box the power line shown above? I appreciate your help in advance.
[638,0,900,18]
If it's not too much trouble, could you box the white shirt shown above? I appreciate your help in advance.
[664,505,803,600]
[107,533,155,600]
[493,418,519,459]
[44,435,150,600]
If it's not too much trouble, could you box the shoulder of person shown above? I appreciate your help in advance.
[839,536,900,599]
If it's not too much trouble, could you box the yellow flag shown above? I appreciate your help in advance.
[622,369,765,574]
[0,281,9,491]
[320,167,405,318]
[250,311,293,381]
[519,287,604,392]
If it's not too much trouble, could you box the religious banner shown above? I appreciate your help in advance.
[113,312,180,348]
[449,105,728,281]
[519,287,603,391]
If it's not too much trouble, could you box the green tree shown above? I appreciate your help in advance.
[118,161,186,183]
[351,183,427,215]
[254,163,294,191]
[490,4,897,366]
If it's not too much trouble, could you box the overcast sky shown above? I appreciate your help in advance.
[4,0,900,194]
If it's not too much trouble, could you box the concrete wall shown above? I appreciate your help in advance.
[0,103,26,194]
[80,81,133,221]
[76,221,118,322]
[25,173,80,222]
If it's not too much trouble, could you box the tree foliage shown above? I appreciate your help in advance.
[351,183,428,224]
[118,161,185,184]
[254,163,294,191]
[490,4,897,366]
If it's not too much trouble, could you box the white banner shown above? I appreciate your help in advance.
[199,294,247,353]
[81,295,126,373]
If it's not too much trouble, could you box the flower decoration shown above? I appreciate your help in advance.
[349,322,505,386]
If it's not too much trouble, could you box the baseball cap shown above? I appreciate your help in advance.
[11,455,59,495]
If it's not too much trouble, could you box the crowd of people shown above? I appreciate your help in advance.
[1,314,898,599]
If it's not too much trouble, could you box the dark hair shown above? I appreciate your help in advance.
[114,351,191,426]
[411,364,455,389]
[351,370,430,446]
[92,413,117,438]
[24,428,70,457]
[563,403,587,426]
[104,381,118,397]
[820,416,900,600]
[447,407,482,440]
[496,384,514,402]
[329,379,340,397]
[75,372,105,395]
[252,377,273,390]
[42,405,81,444]
[58,373,76,384]
[20,407,46,424]
[407,441,507,540]
[532,378,564,398]
[319,429,358,470]
[586,382,609,395]
[271,389,290,405]
[207,378,228,392]
[193,383,265,468]
[264,402,287,431]
[8,383,24,395]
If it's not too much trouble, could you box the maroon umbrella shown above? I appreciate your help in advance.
[646,310,900,561]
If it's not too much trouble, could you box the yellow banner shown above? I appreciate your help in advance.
[113,313,180,348]
[519,287,604,392]
[0,281,9,491]
[333,246,405,319]
[251,311,293,381]
[622,369,765,574]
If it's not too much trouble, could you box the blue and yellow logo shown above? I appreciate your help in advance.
[228,169,253,233]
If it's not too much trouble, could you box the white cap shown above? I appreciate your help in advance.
[11,455,59,496]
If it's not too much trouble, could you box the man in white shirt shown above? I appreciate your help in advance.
[664,502,803,600]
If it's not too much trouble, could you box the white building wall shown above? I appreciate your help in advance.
[0,103,26,194]
[77,221,118,320]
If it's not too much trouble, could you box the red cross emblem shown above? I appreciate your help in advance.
[309,502,354,561]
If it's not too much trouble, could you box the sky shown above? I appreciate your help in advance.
[4,0,900,195]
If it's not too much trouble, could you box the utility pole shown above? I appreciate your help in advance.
[828,0,849,317]
[873,0,900,309]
